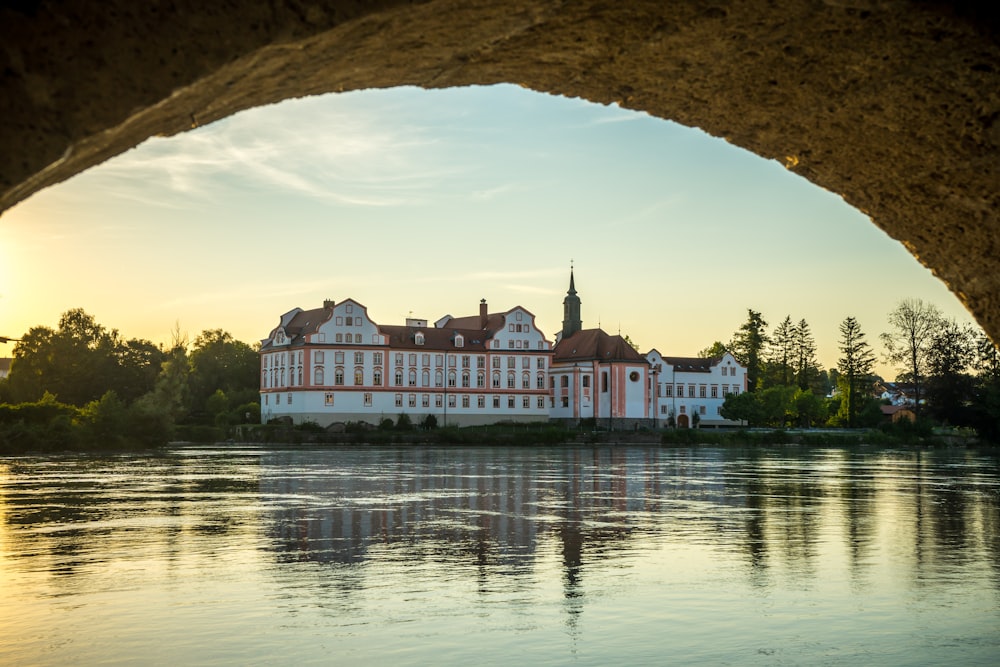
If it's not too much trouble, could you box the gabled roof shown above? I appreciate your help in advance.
[660,356,718,373]
[443,312,506,333]
[553,328,647,363]
[378,325,489,352]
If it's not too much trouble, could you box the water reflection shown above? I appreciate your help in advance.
[1,445,998,665]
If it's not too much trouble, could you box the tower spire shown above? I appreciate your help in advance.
[561,263,582,339]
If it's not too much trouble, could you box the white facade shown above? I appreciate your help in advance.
[260,299,553,427]
[646,350,748,427]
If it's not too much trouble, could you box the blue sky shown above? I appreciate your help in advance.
[0,84,978,376]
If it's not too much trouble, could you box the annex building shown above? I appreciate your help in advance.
[259,271,748,429]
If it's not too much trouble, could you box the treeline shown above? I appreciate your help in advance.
[0,309,260,451]
[712,299,1000,441]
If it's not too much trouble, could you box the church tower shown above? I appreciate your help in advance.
[561,267,582,339]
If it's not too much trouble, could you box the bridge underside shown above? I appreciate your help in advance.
[1,1,997,339]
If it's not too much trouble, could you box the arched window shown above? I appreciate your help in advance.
[314,367,325,385]
[354,333,362,343]
[354,369,363,385]
[408,369,417,386]
[415,332,425,345]
[461,372,470,388]
[492,372,501,388]
[507,372,515,388]
[477,371,485,388]
[448,370,457,387]
[422,370,430,387]
[394,370,403,386]
[335,368,344,386]
[536,373,545,389]
[435,370,443,387]
[373,370,382,385]
[454,334,464,347]
[522,372,530,389]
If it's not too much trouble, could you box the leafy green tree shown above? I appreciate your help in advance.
[7,309,162,406]
[837,316,876,427]
[925,320,976,425]
[729,309,769,392]
[881,299,943,415]
[759,385,796,427]
[721,391,763,426]
[698,341,729,358]
[792,388,827,428]
[187,330,259,420]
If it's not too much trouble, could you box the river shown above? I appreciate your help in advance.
[1,444,997,665]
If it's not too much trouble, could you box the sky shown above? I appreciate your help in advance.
[0,84,980,377]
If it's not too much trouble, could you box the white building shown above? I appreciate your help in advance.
[645,350,748,428]
[259,298,553,427]
[548,270,654,429]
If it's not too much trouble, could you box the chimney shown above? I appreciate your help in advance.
[479,299,488,329]
[323,299,335,310]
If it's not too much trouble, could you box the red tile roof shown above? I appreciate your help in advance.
[553,329,648,363]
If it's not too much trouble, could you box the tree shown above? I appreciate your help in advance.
[729,309,769,392]
[792,388,827,428]
[792,319,820,391]
[925,319,976,425]
[698,341,729,359]
[6,309,162,406]
[187,330,259,419]
[764,315,795,388]
[969,333,1000,442]
[837,316,876,427]
[881,299,943,415]
[721,391,763,426]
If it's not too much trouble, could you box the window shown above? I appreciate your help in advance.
[422,394,430,407]
[454,334,464,347]
[722,366,728,376]
[561,376,569,388]
[314,351,325,363]
[354,369,363,385]
[409,353,417,366]
[677,385,684,397]
[415,332,425,345]
[436,354,444,367]
[699,386,707,398]
[355,334,362,343]
[711,386,718,398]
[448,371,457,387]
[276,393,280,404]
[516,311,523,321]
[461,372,470,388]
[493,372,501,388]
[314,367,325,385]
[537,357,545,369]
[422,370,430,387]
[493,396,500,408]
[394,371,403,386]
[477,372,485,388]
[561,397,569,408]
[346,304,353,313]
[448,395,457,408]
[492,357,500,369]
[522,356,531,368]
[335,351,344,364]
[732,386,740,395]
[510,324,516,332]
[508,340,514,349]
[462,355,470,368]
[364,393,372,407]
[409,370,417,386]
[354,351,364,364]
[325,393,335,406]
[688,385,696,397]
[373,370,382,385]
[448,356,456,368]
[523,396,530,409]
[478,396,486,408]
[345,316,353,326]
[700,405,707,415]
[409,394,416,408]
[661,405,668,414]
[287,393,292,404]
[336,317,343,326]
[462,395,470,408]
[537,397,545,409]
[435,395,443,408]
[508,397,515,408]
[373,352,383,365]
[522,373,530,389]
[435,370,443,387]
[537,373,545,389]
[395,353,403,365]
[477,356,485,369]
[507,372,515,389]
[602,373,608,393]
[335,369,344,386]
[507,357,516,369]
[680,405,686,414]
[582,376,590,388]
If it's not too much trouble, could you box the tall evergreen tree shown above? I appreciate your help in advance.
[925,320,976,425]
[792,318,819,391]
[881,298,943,414]
[729,309,769,392]
[838,316,876,427]
[766,315,795,387]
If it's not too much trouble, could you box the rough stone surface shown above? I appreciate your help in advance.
[1,1,997,339]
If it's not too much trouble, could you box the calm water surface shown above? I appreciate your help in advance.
[1,445,997,665]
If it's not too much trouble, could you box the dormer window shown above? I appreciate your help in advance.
[415,332,425,346]
[454,334,464,348]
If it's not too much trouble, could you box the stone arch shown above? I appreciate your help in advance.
[1,1,997,339]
